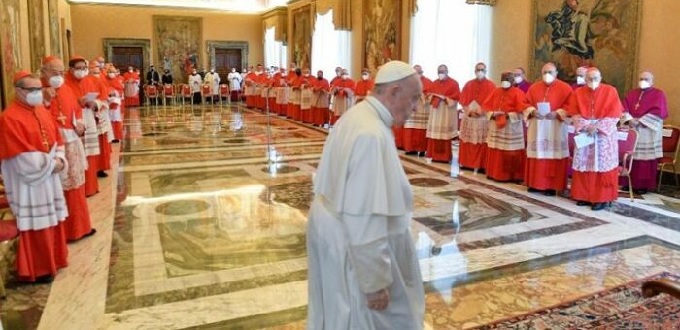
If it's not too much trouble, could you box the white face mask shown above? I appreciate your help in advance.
[342,74,349,80]
[304,73,310,77]
[438,73,446,80]
[475,71,485,80]
[108,73,116,79]
[26,91,44,107]
[74,69,88,79]
[49,75,64,88]
[576,76,585,85]
[639,80,651,89]
[513,76,523,84]
[501,81,512,89]
[543,73,556,84]
[587,81,600,90]
[361,74,369,80]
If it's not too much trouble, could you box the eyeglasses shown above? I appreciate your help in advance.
[542,71,556,75]
[475,69,486,72]
[19,87,42,92]
[639,78,650,81]
[73,66,87,70]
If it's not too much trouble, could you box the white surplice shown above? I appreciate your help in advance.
[307,96,424,330]
[1,145,68,231]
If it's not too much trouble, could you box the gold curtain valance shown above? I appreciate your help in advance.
[466,0,496,5]
[407,0,418,16]
[332,0,351,31]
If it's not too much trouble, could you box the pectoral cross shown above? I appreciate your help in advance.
[57,112,67,126]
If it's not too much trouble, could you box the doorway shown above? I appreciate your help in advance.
[111,46,143,72]
[214,48,242,80]
[207,40,249,78]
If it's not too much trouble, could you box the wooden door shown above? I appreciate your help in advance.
[111,46,143,71]
[215,48,242,79]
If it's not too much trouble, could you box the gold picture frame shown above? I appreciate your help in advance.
[0,0,22,108]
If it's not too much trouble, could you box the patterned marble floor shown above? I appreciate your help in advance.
[2,103,680,329]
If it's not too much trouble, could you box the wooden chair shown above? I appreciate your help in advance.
[658,125,680,191]
[0,178,18,298]
[618,128,638,202]
[642,279,680,300]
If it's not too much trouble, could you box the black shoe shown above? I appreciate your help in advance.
[591,203,607,211]
[112,139,120,143]
[634,189,648,195]
[576,201,590,206]
[83,228,97,238]
[528,187,542,193]
[544,189,557,196]
[97,171,108,178]
[404,151,418,155]
[35,274,54,284]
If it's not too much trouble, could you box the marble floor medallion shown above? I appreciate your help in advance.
[12,103,680,330]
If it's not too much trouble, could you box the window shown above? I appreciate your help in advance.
[410,0,493,83]
[264,26,287,68]
[311,10,351,77]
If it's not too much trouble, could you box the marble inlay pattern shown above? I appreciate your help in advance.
[5,103,679,329]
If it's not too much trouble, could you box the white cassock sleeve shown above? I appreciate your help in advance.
[341,134,393,294]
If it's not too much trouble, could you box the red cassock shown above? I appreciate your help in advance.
[271,73,283,114]
[65,74,106,197]
[93,77,112,172]
[0,101,68,282]
[107,76,126,140]
[482,87,530,182]
[244,72,257,108]
[330,78,356,125]
[524,80,573,191]
[403,76,433,153]
[298,76,315,123]
[458,78,495,169]
[42,81,94,242]
[289,76,303,121]
[122,72,140,106]
[355,79,374,100]
[312,78,331,126]
[426,77,461,162]
[568,85,623,203]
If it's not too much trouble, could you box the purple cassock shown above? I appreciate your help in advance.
[621,86,669,191]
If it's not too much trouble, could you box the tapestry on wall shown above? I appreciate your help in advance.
[0,0,22,107]
[28,0,47,72]
[292,6,312,69]
[48,0,62,58]
[153,15,202,84]
[363,0,401,74]
[530,0,641,95]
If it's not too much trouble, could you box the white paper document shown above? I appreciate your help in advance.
[567,125,576,134]
[85,92,99,102]
[574,132,595,149]
[537,102,551,116]
[617,131,629,141]
[662,128,674,137]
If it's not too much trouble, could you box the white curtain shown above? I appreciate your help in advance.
[311,10,351,77]
[409,1,493,83]
[264,26,287,68]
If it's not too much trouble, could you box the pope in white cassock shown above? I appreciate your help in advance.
[307,61,425,329]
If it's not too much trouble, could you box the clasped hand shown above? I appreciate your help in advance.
[366,288,390,311]
[53,157,65,173]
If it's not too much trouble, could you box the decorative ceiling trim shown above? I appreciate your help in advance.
[67,0,285,14]
[465,0,496,6]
